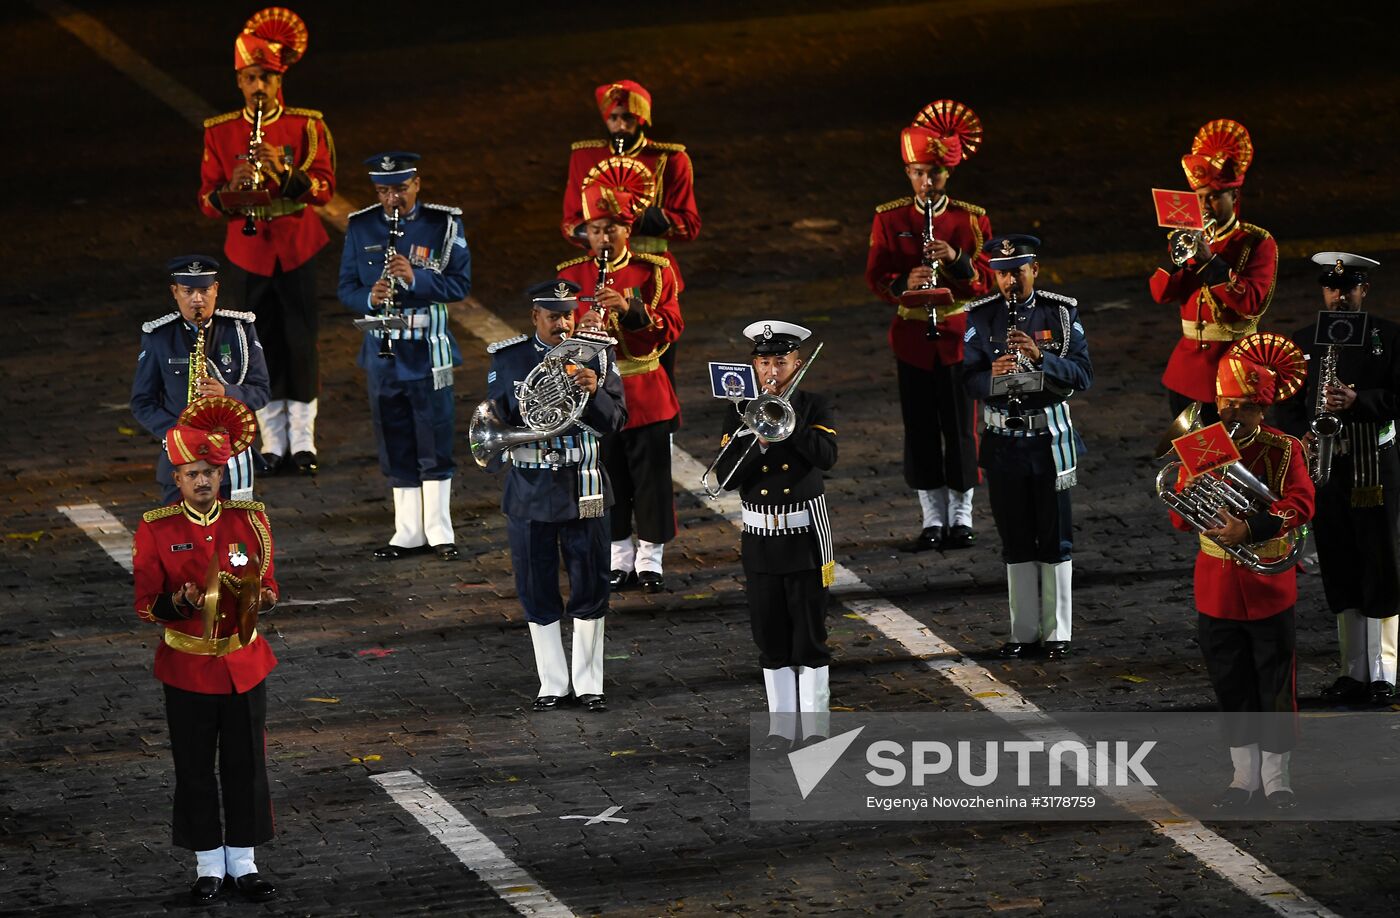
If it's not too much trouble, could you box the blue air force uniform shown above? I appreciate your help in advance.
[962,236,1093,658]
[484,281,627,711]
[131,256,270,503]
[337,153,471,559]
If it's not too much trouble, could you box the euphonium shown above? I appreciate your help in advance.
[1309,344,1342,485]
[240,104,266,238]
[187,322,208,405]
[1168,217,1217,267]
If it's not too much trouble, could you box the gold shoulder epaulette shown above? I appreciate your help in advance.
[948,198,986,216]
[224,500,267,512]
[203,111,241,129]
[572,139,607,151]
[142,505,183,523]
[635,252,670,267]
[1254,428,1291,450]
[875,196,914,214]
[1240,222,1272,241]
[647,141,687,153]
[284,106,324,120]
[556,255,592,270]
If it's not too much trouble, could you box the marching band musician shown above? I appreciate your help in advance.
[714,321,838,752]
[1168,334,1313,810]
[1153,119,1277,426]
[1274,253,1400,704]
[963,236,1092,661]
[132,256,269,504]
[558,158,684,593]
[866,100,993,552]
[131,398,280,903]
[562,79,699,385]
[199,7,336,476]
[338,152,470,561]
[483,282,627,712]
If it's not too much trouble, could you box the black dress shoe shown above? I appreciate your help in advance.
[608,569,636,591]
[432,543,459,560]
[533,695,565,711]
[637,571,665,593]
[577,693,607,712]
[189,875,223,904]
[233,872,278,902]
[1370,680,1395,704]
[255,452,284,475]
[1211,787,1256,811]
[1321,675,1369,703]
[292,450,318,475]
[901,526,944,553]
[943,524,977,549]
[373,543,430,561]
[1265,789,1298,810]
[997,642,1029,659]
[1042,641,1071,660]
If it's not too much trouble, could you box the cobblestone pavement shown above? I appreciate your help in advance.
[5,1,1400,915]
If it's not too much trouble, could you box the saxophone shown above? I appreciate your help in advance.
[1309,344,1342,484]
[186,322,208,405]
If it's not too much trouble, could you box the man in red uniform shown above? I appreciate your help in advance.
[132,398,281,903]
[199,7,336,475]
[1153,119,1277,426]
[866,100,993,552]
[562,80,698,383]
[1168,334,1313,811]
[558,157,683,592]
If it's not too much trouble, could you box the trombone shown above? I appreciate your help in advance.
[701,342,822,498]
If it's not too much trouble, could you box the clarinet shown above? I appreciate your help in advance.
[1002,291,1030,430]
[594,244,612,324]
[376,207,403,360]
[921,198,941,340]
[241,105,266,237]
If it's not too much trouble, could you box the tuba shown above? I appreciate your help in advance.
[701,343,822,498]
[469,331,616,469]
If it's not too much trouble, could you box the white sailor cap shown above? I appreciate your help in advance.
[743,320,812,356]
[1312,251,1379,287]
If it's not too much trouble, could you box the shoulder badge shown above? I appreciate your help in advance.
[141,313,180,334]
[875,196,914,214]
[635,252,670,267]
[224,499,267,512]
[283,106,325,121]
[1037,290,1079,307]
[1239,221,1272,241]
[572,139,607,151]
[423,202,464,216]
[646,140,687,153]
[142,505,183,523]
[202,110,241,130]
[966,292,1001,310]
[947,198,986,216]
[556,255,592,271]
[347,202,379,219]
[214,308,256,322]
[487,334,528,354]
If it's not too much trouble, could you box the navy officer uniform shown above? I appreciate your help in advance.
[715,321,838,750]
[484,281,626,712]
[963,235,1092,660]
[338,152,470,561]
[131,256,269,504]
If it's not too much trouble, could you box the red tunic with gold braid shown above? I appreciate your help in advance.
[199,105,336,275]
[562,138,700,290]
[558,250,683,430]
[1152,219,1279,403]
[1171,426,1314,620]
[134,500,279,694]
[865,196,993,370]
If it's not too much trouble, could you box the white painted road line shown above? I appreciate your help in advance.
[370,771,577,918]
[57,503,133,573]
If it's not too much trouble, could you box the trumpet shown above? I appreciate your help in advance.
[701,342,822,498]
[1168,217,1217,266]
[240,104,266,238]
[1309,344,1342,484]
[376,206,404,360]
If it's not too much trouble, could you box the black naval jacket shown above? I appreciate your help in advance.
[1275,313,1400,440]
[718,389,837,574]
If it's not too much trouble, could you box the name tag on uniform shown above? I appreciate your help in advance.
[167,357,189,365]
[170,543,194,552]
[363,244,385,253]
[896,231,916,238]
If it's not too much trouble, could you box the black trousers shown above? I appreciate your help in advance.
[746,567,830,668]
[240,260,319,402]
[163,681,274,851]
[1167,387,1219,426]
[897,360,979,491]
[1314,447,1400,616]
[603,420,677,544]
[506,514,610,625]
[1197,610,1298,752]
[986,465,1072,563]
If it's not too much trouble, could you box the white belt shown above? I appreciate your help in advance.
[509,445,582,467]
[742,507,810,532]
[397,312,431,329]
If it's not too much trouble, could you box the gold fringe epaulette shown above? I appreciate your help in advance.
[224,500,267,512]
[284,107,324,121]
[647,141,687,153]
[1239,221,1272,242]
[635,252,670,267]
[948,198,986,216]
[875,196,913,214]
[203,110,242,129]
[556,255,593,270]
[572,139,607,151]
[142,505,183,523]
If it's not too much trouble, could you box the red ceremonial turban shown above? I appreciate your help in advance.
[580,156,657,225]
[166,397,258,467]
[595,81,652,127]
[902,99,983,168]
[234,7,308,74]
[1182,119,1253,191]
[1215,333,1305,406]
